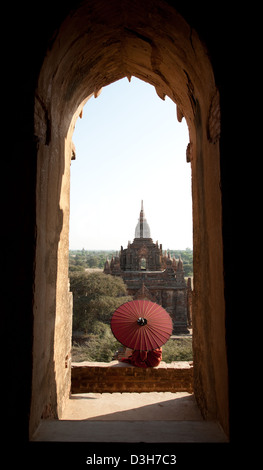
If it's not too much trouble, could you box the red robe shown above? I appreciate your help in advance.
[121,348,162,368]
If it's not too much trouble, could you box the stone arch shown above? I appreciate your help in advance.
[140,257,147,270]
[31,0,228,438]
[138,247,148,270]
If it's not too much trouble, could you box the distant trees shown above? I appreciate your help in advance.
[168,249,193,277]
[69,250,116,272]
[69,249,193,277]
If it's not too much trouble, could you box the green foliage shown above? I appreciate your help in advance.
[72,333,193,363]
[69,249,116,272]
[72,323,122,362]
[162,337,192,362]
[168,249,193,277]
[69,271,132,333]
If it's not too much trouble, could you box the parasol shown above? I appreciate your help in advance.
[110,299,173,351]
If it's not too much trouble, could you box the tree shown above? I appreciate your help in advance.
[69,271,132,333]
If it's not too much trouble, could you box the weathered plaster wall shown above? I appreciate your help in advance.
[30,115,73,430]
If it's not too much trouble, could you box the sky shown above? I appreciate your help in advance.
[69,77,192,251]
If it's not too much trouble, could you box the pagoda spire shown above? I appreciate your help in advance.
[140,200,144,237]
[134,200,151,238]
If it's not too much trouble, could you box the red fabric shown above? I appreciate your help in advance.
[121,348,162,368]
[111,300,172,351]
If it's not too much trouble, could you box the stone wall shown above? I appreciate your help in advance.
[71,361,193,394]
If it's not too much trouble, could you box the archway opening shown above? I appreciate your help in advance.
[32,0,229,439]
[140,258,147,270]
[69,77,192,364]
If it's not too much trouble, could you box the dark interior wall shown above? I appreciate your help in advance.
[3,0,243,443]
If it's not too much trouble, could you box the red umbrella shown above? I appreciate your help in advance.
[111,300,173,351]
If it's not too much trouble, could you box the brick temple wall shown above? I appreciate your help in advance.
[71,361,193,394]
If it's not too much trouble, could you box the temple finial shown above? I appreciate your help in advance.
[135,200,151,238]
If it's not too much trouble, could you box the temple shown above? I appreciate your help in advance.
[104,201,192,334]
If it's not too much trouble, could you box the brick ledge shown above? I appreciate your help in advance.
[72,360,193,368]
[71,361,193,393]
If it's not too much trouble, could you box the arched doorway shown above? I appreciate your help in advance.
[31,0,228,438]
[140,258,147,271]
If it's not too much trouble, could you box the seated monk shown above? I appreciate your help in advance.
[121,348,162,368]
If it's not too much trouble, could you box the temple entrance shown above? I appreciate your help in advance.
[140,258,147,270]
